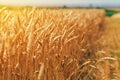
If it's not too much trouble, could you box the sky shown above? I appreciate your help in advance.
[0,0,120,7]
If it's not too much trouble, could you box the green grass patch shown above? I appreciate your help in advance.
[105,9,119,16]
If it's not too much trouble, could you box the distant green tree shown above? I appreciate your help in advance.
[63,5,67,8]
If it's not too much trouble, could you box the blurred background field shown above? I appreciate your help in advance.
[104,17,120,79]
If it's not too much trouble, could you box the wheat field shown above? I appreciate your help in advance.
[0,7,113,80]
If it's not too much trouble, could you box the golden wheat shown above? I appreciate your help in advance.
[0,7,108,80]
